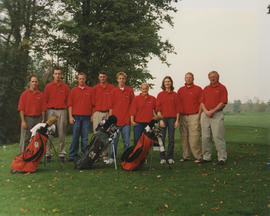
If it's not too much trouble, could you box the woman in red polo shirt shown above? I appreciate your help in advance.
[130,83,156,145]
[157,76,180,165]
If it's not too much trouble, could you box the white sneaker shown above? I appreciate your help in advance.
[168,159,175,165]
[160,159,166,164]
[104,158,114,165]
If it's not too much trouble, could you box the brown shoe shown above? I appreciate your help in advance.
[194,159,201,163]
[179,158,191,162]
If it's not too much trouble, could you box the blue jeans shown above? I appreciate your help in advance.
[110,125,130,159]
[133,122,148,145]
[69,115,90,159]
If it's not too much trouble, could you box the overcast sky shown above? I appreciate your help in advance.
[147,0,270,102]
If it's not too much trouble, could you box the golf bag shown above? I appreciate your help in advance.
[11,117,56,173]
[74,115,119,169]
[121,119,164,171]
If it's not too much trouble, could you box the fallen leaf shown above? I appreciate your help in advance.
[24,209,30,213]
[202,173,208,177]
[27,185,32,189]
[211,206,220,211]
[157,208,164,212]
[164,203,168,208]
[52,208,59,213]
[98,171,103,174]
[53,177,60,181]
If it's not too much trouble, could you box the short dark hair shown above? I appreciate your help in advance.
[161,76,174,91]
[99,70,107,76]
[28,74,38,81]
[53,66,62,74]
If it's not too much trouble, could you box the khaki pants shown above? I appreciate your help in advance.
[93,111,109,158]
[179,113,202,160]
[19,116,41,152]
[93,111,109,134]
[201,111,227,161]
[46,109,67,157]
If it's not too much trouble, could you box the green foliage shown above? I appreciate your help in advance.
[0,0,55,144]
[52,0,177,88]
[232,99,241,113]
[0,113,269,215]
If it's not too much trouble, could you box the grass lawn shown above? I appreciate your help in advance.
[0,112,269,216]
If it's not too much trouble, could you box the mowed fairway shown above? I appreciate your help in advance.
[0,113,269,216]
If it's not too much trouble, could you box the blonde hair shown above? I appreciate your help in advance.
[140,83,149,89]
[116,72,127,79]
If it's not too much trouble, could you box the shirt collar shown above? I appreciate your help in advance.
[185,83,194,88]
[210,82,220,88]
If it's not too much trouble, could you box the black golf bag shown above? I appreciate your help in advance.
[74,115,118,169]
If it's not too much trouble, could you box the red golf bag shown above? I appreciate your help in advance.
[121,120,164,171]
[11,117,56,173]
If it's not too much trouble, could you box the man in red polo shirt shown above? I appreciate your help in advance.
[107,72,134,164]
[92,71,114,161]
[130,83,156,145]
[18,75,46,152]
[44,68,69,162]
[177,72,202,163]
[200,71,228,165]
[68,73,93,161]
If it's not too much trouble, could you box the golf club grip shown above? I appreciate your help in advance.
[46,116,57,126]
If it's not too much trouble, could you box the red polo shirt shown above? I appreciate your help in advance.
[130,93,156,123]
[92,83,114,112]
[110,86,134,126]
[201,82,228,110]
[18,89,46,116]
[68,85,93,116]
[156,90,180,118]
[177,84,202,114]
[44,80,69,109]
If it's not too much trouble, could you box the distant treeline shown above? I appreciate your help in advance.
[224,99,270,113]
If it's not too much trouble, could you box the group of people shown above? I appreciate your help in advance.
[18,68,228,166]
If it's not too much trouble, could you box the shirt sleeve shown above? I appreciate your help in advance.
[65,84,69,106]
[156,94,162,113]
[178,93,183,113]
[130,98,137,116]
[67,89,73,107]
[41,93,47,112]
[220,86,228,104]
[200,89,206,104]
[174,93,181,114]
[44,85,49,105]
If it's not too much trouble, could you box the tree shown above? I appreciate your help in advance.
[0,0,54,143]
[233,100,241,113]
[53,0,177,88]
